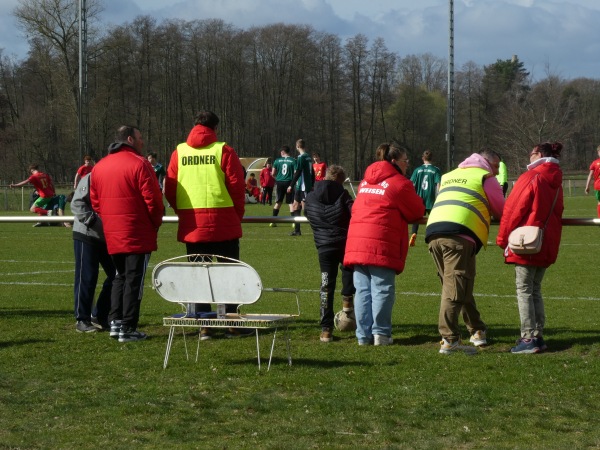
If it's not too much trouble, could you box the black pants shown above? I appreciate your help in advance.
[186,239,240,314]
[318,248,355,329]
[109,253,150,329]
[261,186,273,205]
[74,239,115,324]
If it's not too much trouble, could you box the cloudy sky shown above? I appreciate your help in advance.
[1,0,600,80]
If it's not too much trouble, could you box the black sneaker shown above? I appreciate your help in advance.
[118,328,147,343]
[76,320,98,333]
[109,320,122,339]
[91,317,110,331]
[225,328,255,338]
[289,231,301,236]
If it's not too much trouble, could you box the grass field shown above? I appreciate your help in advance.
[2,196,600,449]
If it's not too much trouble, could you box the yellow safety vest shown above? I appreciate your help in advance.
[176,142,233,209]
[427,167,491,247]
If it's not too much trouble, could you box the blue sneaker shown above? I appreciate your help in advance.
[537,336,548,352]
[510,337,541,354]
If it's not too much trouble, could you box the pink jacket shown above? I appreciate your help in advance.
[496,158,563,267]
[344,161,425,274]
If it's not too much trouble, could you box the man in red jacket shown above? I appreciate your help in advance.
[164,111,246,339]
[90,125,164,343]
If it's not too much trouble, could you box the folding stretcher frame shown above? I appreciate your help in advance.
[152,254,300,371]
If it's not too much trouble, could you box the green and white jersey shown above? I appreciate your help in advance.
[410,163,441,210]
[273,156,295,182]
[295,152,314,192]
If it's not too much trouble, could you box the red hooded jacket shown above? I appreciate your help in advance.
[344,161,425,274]
[90,143,163,255]
[496,158,563,267]
[164,124,245,243]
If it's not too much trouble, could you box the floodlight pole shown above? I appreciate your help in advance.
[446,0,455,171]
[78,0,89,162]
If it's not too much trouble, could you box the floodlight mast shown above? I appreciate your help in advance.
[78,0,89,162]
[446,0,455,171]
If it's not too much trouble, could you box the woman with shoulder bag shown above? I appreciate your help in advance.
[496,142,564,354]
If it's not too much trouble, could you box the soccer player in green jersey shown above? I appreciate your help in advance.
[409,150,441,246]
[288,138,315,236]
[270,146,296,226]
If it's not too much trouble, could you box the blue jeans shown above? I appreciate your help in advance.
[353,265,396,344]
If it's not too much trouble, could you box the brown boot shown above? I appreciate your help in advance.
[342,295,354,312]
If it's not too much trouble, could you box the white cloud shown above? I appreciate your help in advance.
[1,0,600,79]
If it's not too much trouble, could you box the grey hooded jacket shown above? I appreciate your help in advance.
[71,173,106,244]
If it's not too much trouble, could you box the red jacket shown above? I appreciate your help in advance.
[164,124,245,243]
[90,144,163,255]
[496,158,563,267]
[260,167,275,188]
[344,161,425,274]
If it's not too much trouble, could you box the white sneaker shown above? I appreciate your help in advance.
[469,330,487,347]
[439,338,477,355]
[374,335,393,346]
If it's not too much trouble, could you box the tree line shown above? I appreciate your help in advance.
[1,0,599,184]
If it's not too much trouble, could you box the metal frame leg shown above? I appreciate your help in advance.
[195,329,202,363]
[181,327,189,360]
[164,326,176,369]
[255,329,261,371]
[267,328,278,371]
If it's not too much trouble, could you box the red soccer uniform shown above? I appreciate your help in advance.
[28,172,55,198]
[589,158,600,190]
[313,162,327,181]
[77,164,93,178]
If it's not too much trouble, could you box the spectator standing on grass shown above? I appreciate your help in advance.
[259,159,275,205]
[496,142,563,354]
[10,164,69,228]
[305,165,355,343]
[425,149,505,355]
[270,146,296,227]
[496,155,509,197]
[147,152,166,191]
[71,173,116,333]
[90,125,164,343]
[409,150,441,247]
[164,111,249,340]
[288,138,314,236]
[584,145,600,218]
[343,143,425,346]
[74,155,94,189]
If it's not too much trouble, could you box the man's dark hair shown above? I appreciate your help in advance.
[479,147,500,162]
[147,152,157,159]
[280,145,291,155]
[194,111,219,129]
[115,125,139,142]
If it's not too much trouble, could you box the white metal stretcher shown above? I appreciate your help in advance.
[152,254,299,370]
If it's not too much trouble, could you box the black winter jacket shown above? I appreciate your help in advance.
[305,180,353,253]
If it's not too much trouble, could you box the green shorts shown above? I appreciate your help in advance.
[34,195,66,211]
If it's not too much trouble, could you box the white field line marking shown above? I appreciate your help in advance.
[1,269,599,302]
[2,270,73,276]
